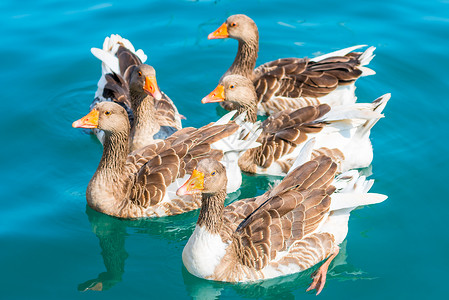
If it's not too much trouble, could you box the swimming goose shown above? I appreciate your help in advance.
[203,74,389,175]
[72,101,260,218]
[176,156,387,294]
[208,14,375,115]
[90,34,182,149]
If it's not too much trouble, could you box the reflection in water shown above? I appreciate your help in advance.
[78,206,128,291]
[78,205,197,291]
[77,186,374,295]
[78,191,242,291]
[182,240,375,299]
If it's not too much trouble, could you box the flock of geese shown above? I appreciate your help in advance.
[72,14,388,295]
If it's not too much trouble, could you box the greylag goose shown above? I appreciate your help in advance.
[176,156,387,295]
[90,34,182,149]
[72,101,260,218]
[203,74,390,175]
[208,14,375,115]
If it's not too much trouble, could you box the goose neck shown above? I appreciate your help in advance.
[197,189,227,234]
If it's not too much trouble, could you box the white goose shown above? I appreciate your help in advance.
[176,154,387,295]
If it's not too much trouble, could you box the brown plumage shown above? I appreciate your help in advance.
[73,102,239,219]
[179,156,387,294]
[203,74,333,174]
[178,156,338,286]
[208,14,374,114]
[238,104,330,174]
[126,64,182,151]
[91,36,182,149]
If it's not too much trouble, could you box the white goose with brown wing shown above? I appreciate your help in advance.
[177,156,387,294]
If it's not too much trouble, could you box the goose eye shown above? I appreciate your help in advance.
[210,171,216,176]
[229,85,235,89]
[138,71,142,77]
[104,111,111,116]
[230,22,236,27]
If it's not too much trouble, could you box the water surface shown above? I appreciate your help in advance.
[1,0,448,299]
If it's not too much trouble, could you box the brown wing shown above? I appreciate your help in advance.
[102,73,129,105]
[116,46,142,76]
[128,123,239,207]
[93,46,142,126]
[307,54,363,84]
[154,92,182,129]
[238,104,330,173]
[103,46,143,107]
[311,147,345,173]
[124,127,198,174]
[228,155,337,270]
[253,52,364,104]
[254,57,307,76]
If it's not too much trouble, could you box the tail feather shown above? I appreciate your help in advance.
[330,170,387,211]
[332,170,360,191]
[91,47,120,74]
[212,116,262,154]
[311,45,367,62]
[330,193,387,211]
[333,170,374,193]
[354,93,391,139]
[319,168,386,245]
[359,66,375,76]
[320,103,384,122]
[213,110,237,126]
[232,111,247,126]
[287,138,316,175]
[358,46,376,76]
[91,34,147,75]
[101,34,147,63]
[316,94,389,137]
[359,47,376,65]
[232,112,262,140]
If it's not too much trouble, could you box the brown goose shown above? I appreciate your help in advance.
[203,74,389,175]
[72,101,260,218]
[176,157,387,294]
[90,34,182,150]
[208,14,375,115]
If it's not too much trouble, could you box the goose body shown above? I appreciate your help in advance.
[203,74,390,176]
[90,34,182,149]
[253,95,390,175]
[208,15,375,115]
[72,102,260,218]
[177,156,387,294]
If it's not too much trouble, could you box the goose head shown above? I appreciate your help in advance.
[72,101,130,135]
[176,159,227,196]
[128,64,162,101]
[208,14,258,43]
[202,74,257,109]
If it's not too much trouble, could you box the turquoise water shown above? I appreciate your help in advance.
[1,0,449,298]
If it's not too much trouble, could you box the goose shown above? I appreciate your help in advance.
[72,101,260,218]
[90,34,183,150]
[202,74,390,175]
[176,156,387,295]
[208,14,375,115]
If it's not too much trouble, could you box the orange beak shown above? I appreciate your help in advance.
[144,76,162,100]
[176,169,205,196]
[208,23,229,39]
[201,84,225,104]
[72,109,99,129]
